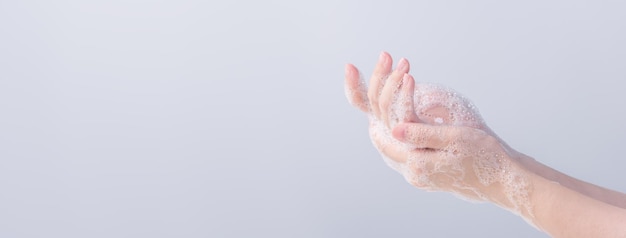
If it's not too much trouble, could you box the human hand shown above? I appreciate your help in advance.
[344,52,532,216]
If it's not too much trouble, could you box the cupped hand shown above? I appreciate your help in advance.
[344,52,532,215]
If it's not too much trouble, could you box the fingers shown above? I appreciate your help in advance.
[344,64,369,112]
[397,74,420,123]
[391,122,461,149]
[379,58,410,127]
[367,52,393,118]
[380,73,420,128]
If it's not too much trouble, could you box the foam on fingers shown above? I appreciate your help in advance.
[366,81,535,224]
[412,83,485,128]
[367,52,393,117]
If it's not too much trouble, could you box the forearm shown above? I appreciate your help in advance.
[517,154,626,209]
[527,172,626,238]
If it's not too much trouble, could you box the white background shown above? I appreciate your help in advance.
[1,0,625,237]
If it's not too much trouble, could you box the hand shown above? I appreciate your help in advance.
[344,52,532,216]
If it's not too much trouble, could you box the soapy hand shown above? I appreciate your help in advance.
[344,52,532,216]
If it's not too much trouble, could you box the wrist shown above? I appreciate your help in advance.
[471,152,537,219]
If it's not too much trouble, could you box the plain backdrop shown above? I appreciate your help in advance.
[1,0,625,237]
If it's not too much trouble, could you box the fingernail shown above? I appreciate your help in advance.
[396,58,408,72]
[378,51,387,64]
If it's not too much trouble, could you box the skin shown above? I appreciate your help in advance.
[344,52,626,238]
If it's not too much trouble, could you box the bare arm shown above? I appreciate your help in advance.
[517,154,626,209]
[527,168,626,237]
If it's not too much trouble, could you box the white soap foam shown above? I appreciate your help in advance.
[367,82,534,223]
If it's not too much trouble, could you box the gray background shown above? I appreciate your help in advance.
[1,0,625,237]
